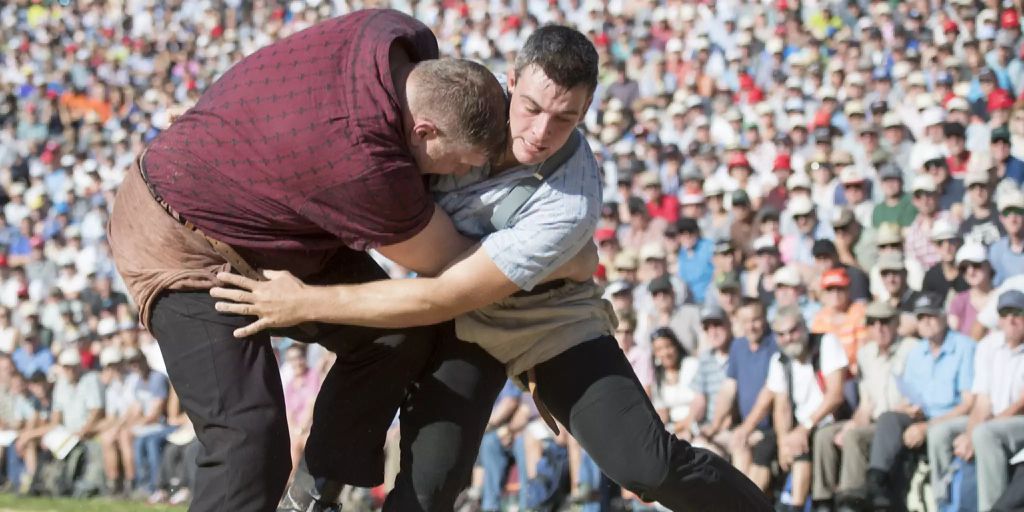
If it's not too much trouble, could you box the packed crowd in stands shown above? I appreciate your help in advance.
[2,0,1024,510]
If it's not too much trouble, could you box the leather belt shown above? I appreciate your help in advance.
[136,149,265,283]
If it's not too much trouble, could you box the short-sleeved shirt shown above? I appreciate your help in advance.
[53,371,103,431]
[652,356,700,424]
[766,333,848,427]
[972,333,1024,415]
[435,132,612,375]
[133,371,169,419]
[856,338,915,420]
[110,10,439,325]
[872,195,918,228]
[989,237,1024,286]
[901,330,975,419]
[810,302,868,371]
[726,335,778,429]
[690,350,730,423]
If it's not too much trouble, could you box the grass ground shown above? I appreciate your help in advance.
[0,494,186,511]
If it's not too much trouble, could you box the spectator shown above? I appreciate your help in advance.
[126,348,169,497]
[689,305,733,455]
[674,217,713,305]
[989,189,1024,286]
[766,308,847,511]
[874,253,923,338]
[746,235,783,306]
[951,290,1024,511]
[818,302,915,510]
[871,163,917,229]
[837,168,874,229]
[989,126,1024,189]
[769,266,821,326]
[907,175,957,270]
[281,344,320,482]
[781,196,828,267]
[959,169,1006,246]
[921,219,969,301]
[614,314,653,396]
[10,336,52,380]
[621,197,667,250]
[637,275,701,355]
[705,300,777,491]
[810,240,870,303]
[641,172,678,224]
[650,327,699,440]
[478,381,530,512]
[810,268,869,374]
[831,207,877,274]
[948,243,996,340]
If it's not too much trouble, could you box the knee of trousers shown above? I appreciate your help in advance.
[970,422,998,447]
[641,445,773,511]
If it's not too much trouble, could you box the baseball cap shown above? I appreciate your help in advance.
[988,88,1014,112]
[648,275,674,295]
[773,154,793,171]
[831,208,856,228]
[595,227,617,243]
[882,113,902,129]
[964,170,990,187]
[732,190,751,205]
[788,195,815,216]
[911,175,938,194]
[676,217,699,234]
[703,178,725,197]
[753,235,778,254]
[1002,9,1020,29]
[99,346,123,368]
[921,109,944,127]
[639,172,661,188]
[840,166,866,184]
[812,239,838,258]
[865,301,898,320]
[728,153,751,169]
[700,305,728,323]
[876,252,906,272]
[929,219,960,242]
[774,266,802,288]
[680,192,705,206]
[879,163,903,180]
[943,122,966,139]
[787,172,812,190]
[955,243,988,266]
[58,348,82,367]
[640,243,667,261]
[821,268,851,288]
[997,290,1024,314]
[876,223,905,246]
[992,126,1012,143]
[606,280,633,296]
[614,252,638,271]
[946,97,970,112]
[714,239,735,255]
[715,273,741,291]
[913,293,944,317]
[998,189,1024,212]
[756,207,781,223]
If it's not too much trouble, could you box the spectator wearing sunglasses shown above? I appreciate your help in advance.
[907,175,958,270]
[989,190,1024,286]
[959,169,1006,246]
[949,243,996,340]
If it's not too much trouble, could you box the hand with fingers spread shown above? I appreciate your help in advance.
[210,270,312,338]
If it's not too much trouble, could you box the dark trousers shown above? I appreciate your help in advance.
[992,463,1024,512]
[389,334,773,512]
[869,411,915,474]
[149,289,500,512]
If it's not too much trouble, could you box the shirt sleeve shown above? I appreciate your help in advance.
[83,374,103,412]
[971,338,995,395]
[726,345,739,380]
[480,143,601,290]
[956,338,976,397]
[300,159,434,251]
[766,355,786,394]
[820,334,850,376]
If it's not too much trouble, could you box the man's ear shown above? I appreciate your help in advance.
[578,93,595,124]
[507,68,517,93]
[410,120,439,147]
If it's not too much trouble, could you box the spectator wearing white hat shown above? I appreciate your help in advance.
[780,195,831,267]
[838,167,875,230]
[881,114,914,175]
[919,218,969,301]
[908,109,948,174]
[745,235,784,304]
[906,175,958,269]
[949,243,996,340]
[989,189,1024,286]
[767,265,821,327]
[959,169,1006,246]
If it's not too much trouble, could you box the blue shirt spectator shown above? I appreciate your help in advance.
[677,236,714,304]
[12,341,53,378]
[901,330,975,419]
[726,334,777,429]
[989,236,1024,286]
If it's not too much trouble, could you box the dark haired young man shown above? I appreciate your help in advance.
[216,25,772,512]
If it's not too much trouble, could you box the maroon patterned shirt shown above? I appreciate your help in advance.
[143,9,437,272]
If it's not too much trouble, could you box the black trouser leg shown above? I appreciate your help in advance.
[531,336,774,512]
[150,291,291,512]
[868,412,914,473]
[384,323,507,512]
[301,322,439,487]
[992,463,1024,512]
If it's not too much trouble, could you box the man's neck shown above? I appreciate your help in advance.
[1006,336,1023,350]
[927,331,946,352]
[885,195,902,206]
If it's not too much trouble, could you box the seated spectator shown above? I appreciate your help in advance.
[837,168,875,230]
[768,266,821,326]
[871,164,917,229]
[637,276,701,354]
[875,252,923,338]
[745,235,783,307]
[149,388,197,506]
[958,170,1005,246]
[620,197,668,250]
[949,290,1024,511]
[640,172,678,224]
[688,305,733,455]
[126,348,169,497]
[815,301,915,509]
[858,294,975,510]
[95,346,134,495]
[614,314,653,395]
[781,196,829,267]
[281,344,320,481]
[478,380,530,512]
[949,243,996,340]
[921,219,969,301]
[810,240,870,303]
[830,207,877,275]
[704,300,777,491]
[634,243,688,313]
[674,217,714,304]
[906,175,956,270]
[650,327,699,440]
[11,336,52,379]
[810,268,868,374]
[767,308,847,511]
[989,189,1024,286]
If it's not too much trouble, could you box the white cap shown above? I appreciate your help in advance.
[840,166,866,184]
[819,86,838,100]
[998,189,1024,211]
[96,317,118,337]
[703,178,725,196]
[753,235,776,253]
[680,192,705,205]
[956,243,988,265]
[666,38,684,53]
[121,346,141,361]
[58,348,81,367]
[929,219,960,241]
[947,97,970,111]
[922,108,945,127]
[99,346,123,367]
[911,174,937,193]
[774,266,803,287]
[788,195,816,216]
[787,172,812,190]
[640,243,667,261]
[907,71,927,87]
[667,102,687,116]
[915,94,936,110]
[767,38,784,54]
[964,170,989,187]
